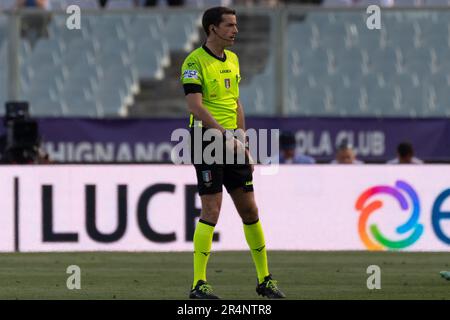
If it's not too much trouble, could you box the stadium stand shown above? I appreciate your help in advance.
[0,0,15,9]
[0,13,7,110]
[49,0,100,9]
[1,4,449,118]
[15,11,176,117]
[286,10,450,117]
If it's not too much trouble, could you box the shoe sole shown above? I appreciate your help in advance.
[257,290,285,299]
[189,293,220,299]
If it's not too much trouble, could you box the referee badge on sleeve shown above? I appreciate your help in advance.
[224,78,231,89]
[183,70,198,79]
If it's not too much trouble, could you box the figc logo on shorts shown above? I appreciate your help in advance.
[355,180,424,251]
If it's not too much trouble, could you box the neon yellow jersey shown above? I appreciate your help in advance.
[181,45,241,130]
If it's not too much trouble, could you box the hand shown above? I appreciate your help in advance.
[233,137,247,156]
[224,136,245,154]
[224,137,248,165]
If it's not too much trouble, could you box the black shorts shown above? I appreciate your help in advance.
[190,128,254,196]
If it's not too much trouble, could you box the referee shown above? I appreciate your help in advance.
[181,6,285,299]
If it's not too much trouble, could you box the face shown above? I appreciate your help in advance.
[399,154,413,164]
[282,148,295,159]
[336,148,356,164]
[212,14,238,46]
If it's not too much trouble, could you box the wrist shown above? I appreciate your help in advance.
[223,130,233,141]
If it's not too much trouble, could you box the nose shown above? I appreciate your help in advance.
[234,26,238,34]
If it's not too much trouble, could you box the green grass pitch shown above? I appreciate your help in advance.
[0,251,448,300]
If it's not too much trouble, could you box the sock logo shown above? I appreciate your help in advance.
[253,245,265,253]
[356,180,424,250]
[194,251,210,257]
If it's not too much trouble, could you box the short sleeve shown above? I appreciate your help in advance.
[181,57,203,86]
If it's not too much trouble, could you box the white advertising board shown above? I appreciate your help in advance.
[0,165,449,252]
[0,168,15,252]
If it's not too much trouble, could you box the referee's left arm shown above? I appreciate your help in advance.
[236,99,246,143]
[236,99,246,132]
[236,99,254,168]
[236,99,246,146]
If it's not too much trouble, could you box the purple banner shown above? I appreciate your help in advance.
[1,117,449,163]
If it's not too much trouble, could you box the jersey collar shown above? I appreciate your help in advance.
[202,44,227,62]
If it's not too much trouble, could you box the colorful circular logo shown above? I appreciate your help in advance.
[356,180,424,250]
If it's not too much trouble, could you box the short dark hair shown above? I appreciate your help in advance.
[202,6,236,36]
[338,138,353,151]
[397,142,414,157]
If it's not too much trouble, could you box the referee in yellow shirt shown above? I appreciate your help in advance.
[181,6,285,299]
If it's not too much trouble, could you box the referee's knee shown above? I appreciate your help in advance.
[200,208,220,225]
[240,206,259,224]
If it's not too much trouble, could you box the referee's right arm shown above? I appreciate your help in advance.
[182,57,227,135]
[186,93,246,156]
[185,92,226,134]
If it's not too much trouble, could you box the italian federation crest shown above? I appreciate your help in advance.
[224,78,231,89]
[202,170,212,187]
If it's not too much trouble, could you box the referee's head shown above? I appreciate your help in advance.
[202,7,238,45]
